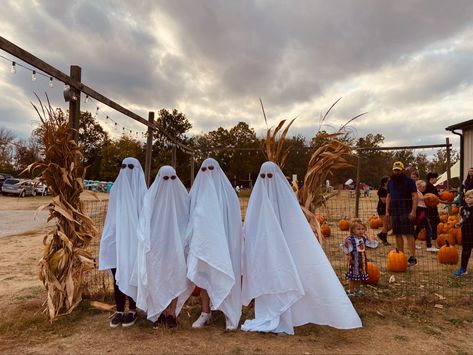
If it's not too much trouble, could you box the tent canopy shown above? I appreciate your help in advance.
[435,161,460,186]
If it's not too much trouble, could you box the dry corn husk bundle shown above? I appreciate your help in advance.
[298,132,352,211]
[261,118,297,169]
[26,96,97,321]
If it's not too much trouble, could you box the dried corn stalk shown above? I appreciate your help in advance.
[26,96,97,321]
[261,118,297,169]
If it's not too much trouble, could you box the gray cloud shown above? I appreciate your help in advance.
[1,0,472,154]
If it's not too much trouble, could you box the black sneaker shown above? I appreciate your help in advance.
[153,313,166,329]
[110,312,124,328]
[122,311,137,327]
[408,256,417,267]
[166,315,178,328]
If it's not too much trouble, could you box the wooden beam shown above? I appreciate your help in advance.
[0,35,193,153]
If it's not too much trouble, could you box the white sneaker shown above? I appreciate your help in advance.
[427,246,439,252]
[225,317,237,331]
[192,312,211,328]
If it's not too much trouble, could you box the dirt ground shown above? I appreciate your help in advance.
[0,194,472,354]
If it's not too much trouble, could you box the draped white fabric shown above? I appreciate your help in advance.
[241,161,362,334]
[98,157,147,301]
[133,166,193,321]
[186,158,242,329]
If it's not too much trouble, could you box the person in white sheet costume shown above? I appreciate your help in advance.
[134,166,193,328]
[186,158,242,330]
[99,157,147,328]
[241,161,362,335]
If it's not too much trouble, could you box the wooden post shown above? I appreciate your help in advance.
[190,153,195,187]
[145,112,154,187]
[172,144,177,169]
[69,65,81,143]
[445,137,451,191]
[355,153,361,218]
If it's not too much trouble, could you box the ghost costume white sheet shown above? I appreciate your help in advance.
[133,166,193,322]
[99,157,147,301]
[241,161,362,334]
[186,158,242,329]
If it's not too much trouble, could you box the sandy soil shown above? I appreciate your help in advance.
[0,193,472,354]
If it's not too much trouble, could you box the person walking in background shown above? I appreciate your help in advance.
[340,219,379,296]
[454,189,473,277]
[99,157,147,328]
[377,176,391,246]
[410,170,420,182]
[414,180,438,252]
[386,161,418,266]
[464,167,473,192]
[425,172,442,243]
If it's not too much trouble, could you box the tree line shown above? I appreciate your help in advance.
[0,109,458,189]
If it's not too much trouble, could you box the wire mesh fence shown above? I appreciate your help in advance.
[83,190,472,302]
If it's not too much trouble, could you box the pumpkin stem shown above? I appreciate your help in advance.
[445,240,450,247]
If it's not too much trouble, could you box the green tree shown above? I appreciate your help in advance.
[14,135,42,174]
[100,136,145,181]
[0,127,15,173]
[428,148,459,175]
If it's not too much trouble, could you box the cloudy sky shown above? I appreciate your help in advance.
[1,0,472,153]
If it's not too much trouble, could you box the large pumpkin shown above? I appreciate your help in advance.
[437,232,455,247]
[439,191,454,202]
[339,219,350,231]
[321,223,331,237]
[439,213,448,223]
[437,240,459,265]
[424,193,439,208]
[365,262,381,285]
[387,248,408,272]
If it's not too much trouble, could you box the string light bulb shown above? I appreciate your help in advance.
[11,61,16,74]
[31,70,36,81]
[48,77,53,88]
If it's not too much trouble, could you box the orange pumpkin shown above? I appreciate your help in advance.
[439,214,448,223]
[339,219,350,231]
[437,240,458,265]
[456,229,462,245]
[365,262,381,285]
[417,228,426,241]
[437,223,445,235]
[376,217,384,228]
[315,213,325,224]
[423,193,439,208]
[439,191,454,202]
[387,248,408,272]
[451,206,459,215]
[369,216,380,229]
[448,228,461,245]
[321,223,331,237]
[437,232,455,247]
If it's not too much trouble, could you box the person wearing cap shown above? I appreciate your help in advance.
[385,161,418,266]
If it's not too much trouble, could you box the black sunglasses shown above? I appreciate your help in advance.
[201,165,215,172]
[260,173,273,179]
[163,175,177,180]
[121,163,134,169]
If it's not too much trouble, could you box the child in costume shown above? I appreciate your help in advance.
[454,189,473,277]
[340,219,379,296]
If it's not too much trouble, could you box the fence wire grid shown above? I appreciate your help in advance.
[83,190,472,302]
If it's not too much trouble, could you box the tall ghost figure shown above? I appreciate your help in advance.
[241,161,362,335]
[186,158,242,330]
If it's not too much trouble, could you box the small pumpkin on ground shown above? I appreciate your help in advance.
[365,261,381,285]
[339,218,350,231]
[437,240,458,265]
[321,223,331,237]
[387,248,408,272]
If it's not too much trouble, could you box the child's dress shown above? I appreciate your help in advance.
[340,236,379,281]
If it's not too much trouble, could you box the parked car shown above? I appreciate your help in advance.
[0,173,13,189]
[1,178,36,197]
[34,182,49,196]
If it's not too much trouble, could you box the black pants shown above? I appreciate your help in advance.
[461,246,472,270]
[111,268,136,312]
